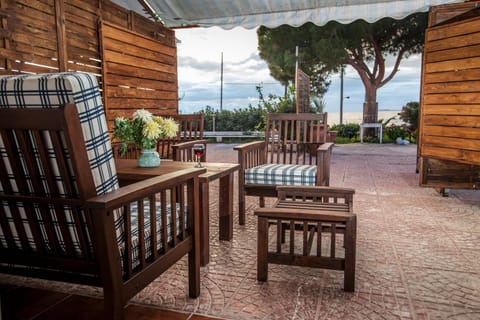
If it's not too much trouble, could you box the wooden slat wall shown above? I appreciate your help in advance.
[295,68,310,114]
[101,21,178,126]
[0,0,178,126]
[64,0,101,74]
[419,1,480,189]
[0,0,59,74]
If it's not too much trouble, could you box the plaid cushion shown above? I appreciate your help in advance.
[0,72,118,255]
[245,164,316,186]
[0,72,118,194]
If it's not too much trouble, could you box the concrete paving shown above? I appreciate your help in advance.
[1,143,478,319]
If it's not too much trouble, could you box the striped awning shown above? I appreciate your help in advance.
[113,0,462,29]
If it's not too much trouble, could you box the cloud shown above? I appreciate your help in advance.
[179,56,219,72]
[175,27,423,114]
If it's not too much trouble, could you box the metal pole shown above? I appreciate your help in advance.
[294,46,299,91]
[340,66,344,125]
[220,52,223,111]
[295,46,299,114]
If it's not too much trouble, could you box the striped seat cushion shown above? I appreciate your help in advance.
[245,164,316,186]
[123,202,188,271]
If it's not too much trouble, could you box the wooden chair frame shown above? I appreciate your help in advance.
[234,113,333,225]
[0,105,204,319]
[157,114,207,161]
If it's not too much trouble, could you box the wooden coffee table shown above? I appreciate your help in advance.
[115,159,240,266]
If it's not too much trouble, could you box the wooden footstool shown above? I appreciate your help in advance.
[254,186,357,292]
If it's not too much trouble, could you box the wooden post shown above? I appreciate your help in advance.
[54,0,68,72]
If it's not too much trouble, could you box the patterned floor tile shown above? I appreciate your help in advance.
[2,143,479,320]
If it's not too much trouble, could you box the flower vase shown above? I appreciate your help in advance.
[137,148,161,167]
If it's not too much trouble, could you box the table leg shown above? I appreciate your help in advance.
[199,181,210,266]
[219,172,234,241]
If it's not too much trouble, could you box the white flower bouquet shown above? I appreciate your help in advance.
[113,109,179,156]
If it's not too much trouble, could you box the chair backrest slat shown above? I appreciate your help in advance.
[264,113,328,165]
[155,114,204,159]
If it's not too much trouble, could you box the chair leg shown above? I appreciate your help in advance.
[257,216,269,281]
[239,186,246,225]
[103,287,125,320]
[188,238,201,297]
[259,196,265,208]
[343,216,356,292]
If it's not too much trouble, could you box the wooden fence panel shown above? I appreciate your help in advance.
[1,0,59,73]
[101,21,178,128]
[64,0,101,74]
[0,0,178,127]
[295,68,310,113]
[419,2,480,190]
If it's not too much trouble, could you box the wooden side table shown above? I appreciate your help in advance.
[254,186,357,292]
[115,159,240,266]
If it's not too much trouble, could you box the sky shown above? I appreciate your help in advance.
[175,26,423,116]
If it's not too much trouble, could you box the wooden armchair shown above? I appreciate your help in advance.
[0,72,204,320]
[157,114,208,162]
[234,113,333,225]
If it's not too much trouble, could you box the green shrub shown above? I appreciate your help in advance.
[385,125,408,141]
[199,105,265,131]
[329,123,360,138]
[398,101,419,132]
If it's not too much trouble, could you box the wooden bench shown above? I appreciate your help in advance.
[234,113,332,225]
[255,186,357,292]
[0,72,204,319]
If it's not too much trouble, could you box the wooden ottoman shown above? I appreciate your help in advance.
[254,186,357,292]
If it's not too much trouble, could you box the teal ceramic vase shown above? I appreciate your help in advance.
[137,148,160,167]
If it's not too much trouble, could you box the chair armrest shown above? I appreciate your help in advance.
[254,207,355,222]
[85,168,206,209]
[233,140,265,152]
[315,142,334,186]
[315,142,334,157]
[172,139,208,162]
[276,185,355,198]
[234,141,266,171]
[276,185,355,212]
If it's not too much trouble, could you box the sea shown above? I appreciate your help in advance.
[326,110,404,126]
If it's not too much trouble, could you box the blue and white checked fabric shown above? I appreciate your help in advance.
[245,164,316,186]
[0,72,118,195]
[0,72,123,256]
[124,202,188,271]
[0,72,189,274]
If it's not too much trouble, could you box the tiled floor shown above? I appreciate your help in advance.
[1,143,479,319]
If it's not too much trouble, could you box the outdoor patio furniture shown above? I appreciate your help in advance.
[255,186,357,292]
[234,113,333,225]
[112,114,208,162]
[115,159,240,266]
[158,114,208,162]
[0,72,204,320]
[360,122,383,143]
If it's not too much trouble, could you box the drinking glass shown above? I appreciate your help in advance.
[193,144,205,167]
